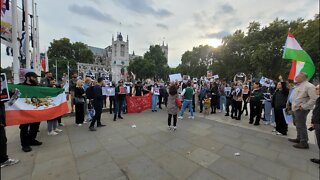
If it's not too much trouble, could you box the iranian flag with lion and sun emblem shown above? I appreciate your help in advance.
[5,84,69,126]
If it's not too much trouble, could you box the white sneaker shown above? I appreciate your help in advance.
[276,132,283,135]
[188,116,195,119]
[58,123,65,126]
[54,128,63,132]
[168,126,172,130]
[0,158,20,168]
[264,121,270,125]
[178,116,183,119]
[173,126,177,131]
[83,121,88,124]
[272,129,277,132]
[48,131,58,136]
[219,110,222,113]
[77,124,82,127]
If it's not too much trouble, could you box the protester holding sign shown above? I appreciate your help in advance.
[114,80,126,121]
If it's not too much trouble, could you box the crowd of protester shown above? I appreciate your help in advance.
[1,71,319,169]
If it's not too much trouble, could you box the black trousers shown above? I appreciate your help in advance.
[75,103,84,124]
[168,114,177,127]
[274,108,288,135]
[233,101,242,119]
[192,95,196,112]
[249,101,262,124]
[159,95,163,108]
[0,125,8,163]
[103,95,107,108]
[199,97,204,112]
[242,96,248,115]
[211,95,218,113]
[109,96,115,113]
[225,98,232,114]
[231,99,236,116]
[19,122,40,147]
[90,106,102,127]
[114,98,124,119]
[164,94,168,107]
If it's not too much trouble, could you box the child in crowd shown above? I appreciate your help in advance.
[203,94,211,115]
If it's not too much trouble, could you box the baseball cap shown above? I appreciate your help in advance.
[25,72,40,78]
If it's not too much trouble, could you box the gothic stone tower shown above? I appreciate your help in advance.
[111,32,129,82]
[160,41,168,61]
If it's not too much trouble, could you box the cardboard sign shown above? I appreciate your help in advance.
[260,77,274,87]
[169,73,182,82]
[153,87,160,95]
[102,87,115,96]
[213,75,219,79]
[119,86,126,94]
[0,73,10,101]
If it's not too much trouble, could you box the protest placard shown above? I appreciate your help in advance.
[169,73,182,82]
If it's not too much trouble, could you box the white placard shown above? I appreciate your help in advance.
[213,75,219,79]
[102,87,115,96]
[126,86,131,94]
[169,73,182,82]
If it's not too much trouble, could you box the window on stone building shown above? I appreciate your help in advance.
[121,44,125,57]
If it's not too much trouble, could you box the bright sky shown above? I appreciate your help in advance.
[1,0,319,68]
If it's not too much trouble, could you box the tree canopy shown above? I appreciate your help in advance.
[128,45,169,80]
[176,15,319,81]
[47,38,94,79]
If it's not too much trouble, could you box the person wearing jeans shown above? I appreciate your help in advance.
[219,79,227,112]
[178,81,194,119]
[151,82,160,112]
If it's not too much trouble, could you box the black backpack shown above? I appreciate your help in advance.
[86,86,95,99]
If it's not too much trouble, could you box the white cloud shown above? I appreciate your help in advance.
[1,0,319,68]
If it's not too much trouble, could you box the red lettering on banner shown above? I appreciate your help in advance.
[126,93,152,113]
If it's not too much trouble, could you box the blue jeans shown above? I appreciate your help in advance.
[152,95,158,111]
[180,100,193,117]
[220,96,226,111]
[264,101,274,123]
[47,119,58,132]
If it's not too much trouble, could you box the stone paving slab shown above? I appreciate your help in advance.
[1,109,319,180]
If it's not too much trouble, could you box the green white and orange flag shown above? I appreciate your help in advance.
[283,32,315,80]
[5,84,69,126]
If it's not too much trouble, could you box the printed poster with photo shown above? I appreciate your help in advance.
[0,73,10,101]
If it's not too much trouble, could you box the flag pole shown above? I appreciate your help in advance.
[24,0,30,69]
[31,0,35,67]
[12,0,20,84]
[35,3,40,76]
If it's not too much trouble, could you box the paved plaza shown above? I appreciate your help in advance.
[1,108,319,180]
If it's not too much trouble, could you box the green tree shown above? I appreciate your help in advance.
[127,57,155,80]
[47,38,94,79]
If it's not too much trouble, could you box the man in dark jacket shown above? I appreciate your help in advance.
[310,84,320,164]
[89,77,106,131]
[19,72,43,152]
[114,80,126,121]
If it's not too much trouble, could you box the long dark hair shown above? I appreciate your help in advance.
[169,84,177,96]
[280,81,289,96]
